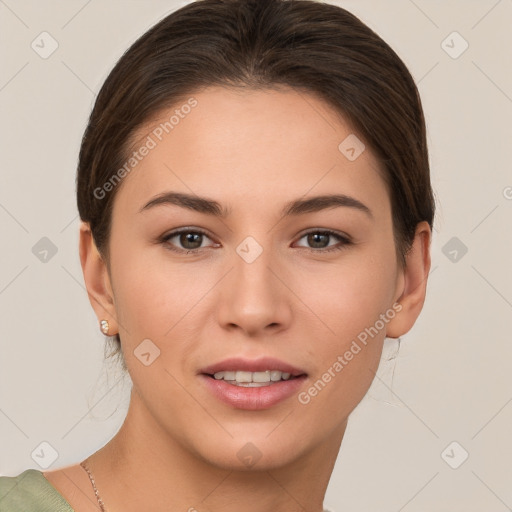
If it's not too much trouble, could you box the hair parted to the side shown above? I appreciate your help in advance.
[76,0,436,361]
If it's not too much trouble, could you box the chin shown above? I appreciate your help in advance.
[193,435,308,472]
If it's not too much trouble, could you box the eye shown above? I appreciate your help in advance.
[160,228,218,253]
[294,229,352,253]
[159,228,352,254]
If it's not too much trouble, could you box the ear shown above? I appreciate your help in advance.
[386,221,432,338]
[79,221,119,336]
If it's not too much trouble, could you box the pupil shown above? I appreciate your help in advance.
[181,233,202,249]
[308,233,328,248]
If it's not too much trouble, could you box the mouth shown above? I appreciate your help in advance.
[199,357,308,410]
[200,356,307,384]
[204,370,304,387]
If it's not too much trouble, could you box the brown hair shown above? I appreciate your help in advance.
[76,0,435,357]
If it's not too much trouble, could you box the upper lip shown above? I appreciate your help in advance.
[200,357,307,377]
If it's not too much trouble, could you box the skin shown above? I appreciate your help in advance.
[44,86,431,512]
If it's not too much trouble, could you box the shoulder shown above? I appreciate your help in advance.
[0,469,74,512]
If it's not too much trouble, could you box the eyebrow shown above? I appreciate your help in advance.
[139,192,373,219]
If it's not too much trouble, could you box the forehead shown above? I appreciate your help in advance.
[115,86,390,217]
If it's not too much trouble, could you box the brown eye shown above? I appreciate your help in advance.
[177,232,203,250]
[161,228,217,253]
[306,232,330,249]
[295,230,352,253]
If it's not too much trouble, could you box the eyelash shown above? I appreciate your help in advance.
[159,228,352,254]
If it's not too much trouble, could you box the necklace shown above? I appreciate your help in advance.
[80,458,108,512]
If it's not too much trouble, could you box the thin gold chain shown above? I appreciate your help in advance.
[80,459,108,512]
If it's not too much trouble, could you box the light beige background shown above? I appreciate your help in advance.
[1,1,511,510]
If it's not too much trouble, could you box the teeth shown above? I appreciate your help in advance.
[236,371,253,383]
[212,370,294,383]
[253,371,271,383]
[270,370,281,381]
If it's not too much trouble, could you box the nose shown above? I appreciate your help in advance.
[216,245,293,337]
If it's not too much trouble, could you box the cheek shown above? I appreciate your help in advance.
[110,246,202,338]
[294,250,397,344]
[293,247,397,409]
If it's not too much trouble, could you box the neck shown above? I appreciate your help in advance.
[86,387,346,512]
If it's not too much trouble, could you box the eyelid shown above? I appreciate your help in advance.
[296,227,351,241]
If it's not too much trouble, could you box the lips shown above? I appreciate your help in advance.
[199,356,308,410]
[199,356,307,377]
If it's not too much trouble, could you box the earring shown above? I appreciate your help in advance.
[100,319,110,335]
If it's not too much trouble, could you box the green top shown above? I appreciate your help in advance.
[0,469,74,512]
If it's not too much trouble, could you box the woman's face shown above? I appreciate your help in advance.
[84,86,429,470]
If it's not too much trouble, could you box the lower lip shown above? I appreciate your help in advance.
[200,374,307,410]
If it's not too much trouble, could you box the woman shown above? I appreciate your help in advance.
[0,0,434,510]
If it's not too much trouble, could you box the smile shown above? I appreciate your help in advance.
[211,370,294,386]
